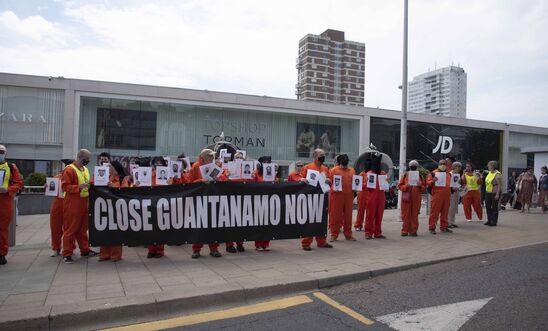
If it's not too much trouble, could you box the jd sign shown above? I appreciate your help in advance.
[432,135,453,154]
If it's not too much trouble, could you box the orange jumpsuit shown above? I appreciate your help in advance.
[61,163,92,257]
[365,171,386,238]
[226,170,246,249]
[329,166,356,239]
[99,176,130,261]
[0,162,23,256]
[299,162,329,248]
[147,169,167,256]
[253,170,272,249]
[188,160,222,253]
[427,170,452,231]
[398,173,425,235]
[49,174,64,252]
[354,171,367,230]
[462,172,483,221]
[287,171,302,182]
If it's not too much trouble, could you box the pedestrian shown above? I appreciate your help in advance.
[187,149,223,258]
[299,149,333,250]
[462,163,483,222]
[480,170,487,207]
[517,167,537,213]
[484,160,502,226]
[364,153,387,239]
[505,171,518,209]
[328,154,356,243]
[61,149,98,264]
[448,162,463,228]
[398,160,425,237]
[427,159,452,234]
[0,145,24,265]
[537,166,547,213]
[99,161,130,262]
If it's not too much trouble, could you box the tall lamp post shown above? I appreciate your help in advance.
[398,0,409,216]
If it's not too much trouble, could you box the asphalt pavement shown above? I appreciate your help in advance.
[154,242,548,331]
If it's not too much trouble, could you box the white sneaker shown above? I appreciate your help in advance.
[50,250,60,257]
[466,219,472,223]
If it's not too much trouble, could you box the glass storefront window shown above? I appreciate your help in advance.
[370,117,502,172]
[80,96,360,167]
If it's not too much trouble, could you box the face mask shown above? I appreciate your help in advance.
[409,165,417,171]
[82,158,90,166]
[439,165,447,171]
[0,154,5,162]
[317,156,325,164]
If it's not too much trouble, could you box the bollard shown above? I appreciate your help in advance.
[8,197,17,247]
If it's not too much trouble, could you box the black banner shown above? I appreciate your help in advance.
[88,182,328,246]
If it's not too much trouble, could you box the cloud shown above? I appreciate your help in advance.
[0,0,547,128]
[0,10,68,47]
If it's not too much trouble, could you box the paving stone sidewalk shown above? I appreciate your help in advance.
[1,207,547,329]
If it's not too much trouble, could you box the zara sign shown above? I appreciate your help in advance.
[0,112,47,123]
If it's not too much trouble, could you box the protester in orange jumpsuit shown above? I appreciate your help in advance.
[328,154,356,242]
[0,145,24,265]
[427,159,453,234]
[287,160,304,182]
[328,155,340,234]
[253,156,279,251]
[398,160,425,237]
[364,153,387,239]
[143,156,169,258]
[99,161,130,262]
[299,149,334,251]
[225,151,246,253]
[61,149,98,264]
[354,169,367,231]
[188,149,223,258]
[461,162,483,222]
[48,159,73,257]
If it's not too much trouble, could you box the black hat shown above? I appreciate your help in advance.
[258,156,272,163]
[111,160,127,178]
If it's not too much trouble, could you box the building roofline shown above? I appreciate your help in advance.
[1,72,547,135]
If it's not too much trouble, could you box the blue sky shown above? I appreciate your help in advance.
[1,0,547,127]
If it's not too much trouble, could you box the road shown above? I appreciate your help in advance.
[106,242,548,331]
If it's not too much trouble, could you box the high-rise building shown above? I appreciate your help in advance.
[296,29,365,106]
[407,66,467,118]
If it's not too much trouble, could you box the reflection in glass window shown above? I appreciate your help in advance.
[96,108,157,150]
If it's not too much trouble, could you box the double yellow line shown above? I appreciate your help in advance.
[103,292,374,331]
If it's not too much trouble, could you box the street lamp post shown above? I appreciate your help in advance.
[398,0,409,216]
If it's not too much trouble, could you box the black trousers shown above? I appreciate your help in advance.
[485,193,499,225]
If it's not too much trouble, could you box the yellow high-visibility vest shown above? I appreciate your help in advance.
[485,170,501,193]
[0,162,10,189]
[464,173,479,191]
[66,164,90,198]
